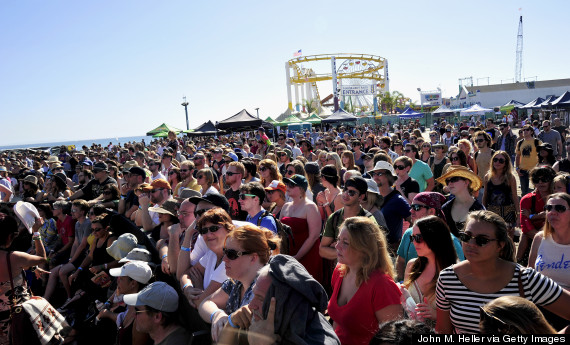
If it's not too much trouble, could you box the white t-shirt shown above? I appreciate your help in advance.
[199,250,227,289]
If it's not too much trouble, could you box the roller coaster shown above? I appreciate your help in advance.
[285,53,389,113]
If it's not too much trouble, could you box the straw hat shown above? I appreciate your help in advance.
[436,166,482,191]
[23,175,38,187]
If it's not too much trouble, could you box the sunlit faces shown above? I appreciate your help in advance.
[545,197,570,229]
[335,227,362,267]
[553,180,567,194]
[411,225,432,258]
[461,220,502,261]
[222,237,254,281]
[410,201,431,222]
[201,221,228,252]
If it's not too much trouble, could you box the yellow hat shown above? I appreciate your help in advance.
[436,165,482,191]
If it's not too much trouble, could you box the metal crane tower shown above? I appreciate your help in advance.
[515,16,523,82]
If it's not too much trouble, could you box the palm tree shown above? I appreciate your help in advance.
[304,99,316,114]
[377,92,394,113]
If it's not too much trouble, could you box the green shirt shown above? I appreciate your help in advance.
[322,207,377,240]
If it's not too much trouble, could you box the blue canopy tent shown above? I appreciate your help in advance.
[551,91,570,108]
[539,95,559,108]
[399,107,424,119]
[521,97,545,109]
[501,100,525,107]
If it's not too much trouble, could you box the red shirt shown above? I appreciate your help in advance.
[56,215,76,245]
[520,191,546,234]
[327,265,401,345]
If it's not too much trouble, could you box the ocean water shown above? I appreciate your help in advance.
[0,136,155,151]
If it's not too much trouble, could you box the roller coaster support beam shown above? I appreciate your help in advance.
[285,62,293,111]
[331,57,339,111]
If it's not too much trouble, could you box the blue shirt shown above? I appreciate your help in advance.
[245,209,277,233]
[380,190,411,244]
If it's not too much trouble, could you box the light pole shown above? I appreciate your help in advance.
[255,107,259,119]
[181,96,189,131]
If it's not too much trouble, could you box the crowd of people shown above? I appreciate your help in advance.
[0,116,569,344]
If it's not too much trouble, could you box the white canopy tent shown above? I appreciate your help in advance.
[460,104,493,117]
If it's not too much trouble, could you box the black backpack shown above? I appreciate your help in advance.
[257,210,295,255]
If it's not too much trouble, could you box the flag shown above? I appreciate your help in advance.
[293,49,302,57]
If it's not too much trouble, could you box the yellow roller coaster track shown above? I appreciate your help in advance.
[287,53,387,84]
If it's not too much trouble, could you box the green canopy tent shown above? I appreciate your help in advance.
[152,131,169,138]
[264,116,277,125]
[305,113,322,125]
[276,114,303,127]
[146,123,184,136]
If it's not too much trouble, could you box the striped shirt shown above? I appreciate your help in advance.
[436,264,562,334]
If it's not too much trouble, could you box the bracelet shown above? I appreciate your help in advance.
[210,309,222,323]
[33,232,41,237]
[228,314,238,328]
[32,236,42,241]
[182,282,193,290]
[78,267,83,271]
[180,246,191,252]
[161,254,168,260]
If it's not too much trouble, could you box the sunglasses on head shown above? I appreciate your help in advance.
[492,157,506,164]
[410,234,423,243]
[226,171,239,176]
[410,204,430,211]
[223,248,253,260]
[446,176,465,184]
[459,232,497,247]
[198,225,221,235]
[545,204,568,213]
[239,193,256,200]
[343,188,359,197]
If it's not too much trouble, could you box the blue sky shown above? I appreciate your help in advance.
[1,0,568,146]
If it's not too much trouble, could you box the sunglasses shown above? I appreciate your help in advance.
[459,232,497,247]
[429,134,436,137]
[370,171,387,177]
[223,248,253,260]
[343,188,359,197]
[404,149,412,153]
[451,156,460,161]
[410,234,423,243]
[180,169,190,172]
[286,169,295,175]
[91,227,104,232]
[198,225,221,235]
[226,171,239,176]
[278,153,286,157]
[168,171,176,175]
[239,193,256,200]
[197,175,204,179]
[545,204,568,213]
[422,145,431,148]
[492,157,506,164]
[532,176,550,184]
[394,165,406,170]
[193,156,204,160]
[475,139,485,143]
[150,188,164,193]
[259,166,268,172]
[410,204,430,211]
[524,128,533,132]
[445,176,465,184]
[194,208,209,218]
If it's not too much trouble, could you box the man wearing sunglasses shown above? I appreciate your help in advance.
[516,125,542,196]
[239,182,277,233]
[320,177,376,261]
[123,281,191,344]
[371,161,412,253]
[225,162,247,221]
[538,120,563,161]
[276,149,291,176]
[68,162,117,202]
[148,159,166,181]
[136,179,172,232]
[174,161,200,198]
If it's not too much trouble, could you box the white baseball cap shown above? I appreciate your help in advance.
[123,281,179,313]
[109,261,152,284]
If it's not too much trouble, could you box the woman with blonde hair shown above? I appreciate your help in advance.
[326,152,344,186]
[198,224,280,342]
[482,150,520,237]
[196,167,216,195]
[264,152,278,163]
[258,159,281,188]
[479,296,556,334]
[327,217,402,345]
[419,142,433,164]
[317,151,328,169]
[458,138,477,174]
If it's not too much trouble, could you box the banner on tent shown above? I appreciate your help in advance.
[341,85,376,96]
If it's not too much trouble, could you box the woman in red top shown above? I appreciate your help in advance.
[517,166,556,264]
[327,217,402,345]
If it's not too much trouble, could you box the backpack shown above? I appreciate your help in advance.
[257,210,295,255]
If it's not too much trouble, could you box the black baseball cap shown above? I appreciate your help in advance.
[189,192,230,213]
[345,176,368,195]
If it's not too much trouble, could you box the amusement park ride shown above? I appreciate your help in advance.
[285,54,389,115]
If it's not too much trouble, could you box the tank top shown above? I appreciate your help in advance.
[92,235,115,266]
[535,235,570,290]
[431,157,448,179]
[485,180,513,206]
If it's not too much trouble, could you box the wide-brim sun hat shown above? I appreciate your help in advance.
[436,165,482,191]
